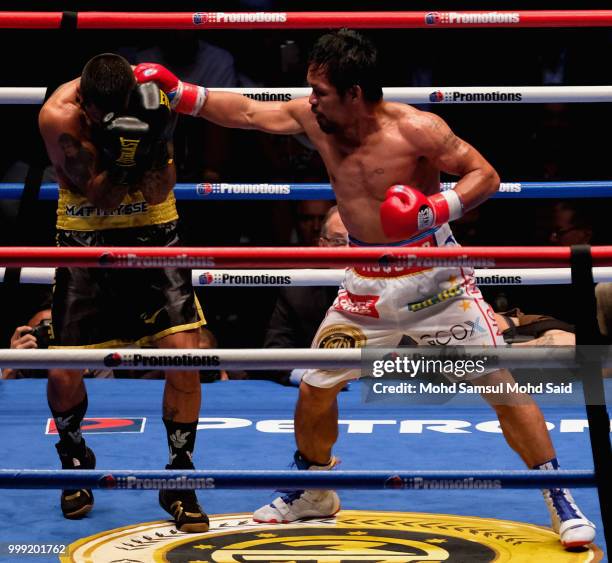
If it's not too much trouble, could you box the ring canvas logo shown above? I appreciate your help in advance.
[64,510,602,562]
[46,417,145,435]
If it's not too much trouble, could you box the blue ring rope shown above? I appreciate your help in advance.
[1,182,612,200]
[0,469,595,490]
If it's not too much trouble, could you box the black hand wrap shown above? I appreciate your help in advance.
[99,82,173,185]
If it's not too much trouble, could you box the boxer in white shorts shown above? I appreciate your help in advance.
[137,29,595,549]
[304,224,503,388]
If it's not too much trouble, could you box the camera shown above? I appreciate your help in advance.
[21,319,52,349]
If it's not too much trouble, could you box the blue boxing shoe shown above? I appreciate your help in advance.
[535,458,596,548]
[253,452,340,523]
[542,487,596,548]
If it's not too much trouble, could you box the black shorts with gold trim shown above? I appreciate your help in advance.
[51,221,205,348]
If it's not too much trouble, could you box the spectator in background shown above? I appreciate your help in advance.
[547,201,593,246]
[1,294,114,380]
[1,303,52,380]
[293,200,334,246]
[262,206,347,385]
[198,326,248,382]
[596,283,612,343]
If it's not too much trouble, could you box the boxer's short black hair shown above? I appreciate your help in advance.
[80,53,135,114]
[308,29,383,102]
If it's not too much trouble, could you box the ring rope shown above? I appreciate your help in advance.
[0,347,605,370]
[0,469,595,490]
[3,267,612,287]
[3,86,612,105]
[2,246,611,269]
[1,11,612,30]
[2,181,612,200]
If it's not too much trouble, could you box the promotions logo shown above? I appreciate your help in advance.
[199,272,215,285]
[197,182,215,195]
[64,511,602,562]
[193,12,288,24]
[103,352,122,367]
[196,183,291,196]
[429,90,445,102]
[193,12,212,24]
[424,12,520,25]
[425,12,444,24]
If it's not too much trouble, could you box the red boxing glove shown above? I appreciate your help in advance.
[380,184,463,240]
[134,63,207,116]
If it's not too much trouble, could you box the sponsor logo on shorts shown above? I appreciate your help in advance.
[428,91,523,102]
[334,289,380,318]
[419,317,487,345]
[476,274,522,285]
[46,417,145,434]
[316,324,367,349]
[425,11,520,25]
[408,285,464,312]
[65,201,148,217]
[196,183,291,196]
[244,92,292,102]
[66,511,597,562]
[192,12,288,24]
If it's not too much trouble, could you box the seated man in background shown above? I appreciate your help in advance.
[262,205,347,385]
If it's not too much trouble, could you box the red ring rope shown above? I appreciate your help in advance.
[1,11,612,30]
[1,246,611,269]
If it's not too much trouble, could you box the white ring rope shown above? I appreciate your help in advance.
[0,347,602,370]
[3,267,612,286]
[3,86,612,105]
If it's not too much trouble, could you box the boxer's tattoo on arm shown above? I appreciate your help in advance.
[136,169,170,204]
[58,133,94,189]
[442,131,462,150]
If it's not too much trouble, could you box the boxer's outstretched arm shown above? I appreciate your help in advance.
[134,63,305,135]
[404,111,500,211]
[199,92,305,135]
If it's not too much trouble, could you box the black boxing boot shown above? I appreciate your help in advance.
[55,441,96,519]
[159,474,210,533]
[159,419,209,532]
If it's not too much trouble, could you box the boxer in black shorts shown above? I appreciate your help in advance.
[39,53,208,532]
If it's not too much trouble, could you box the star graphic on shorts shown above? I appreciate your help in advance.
[459,300,471,311]
[193,544,215,550]
[426,538,447,543]
[348,530,369,535]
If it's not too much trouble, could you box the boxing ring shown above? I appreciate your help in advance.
[0,7,611,562]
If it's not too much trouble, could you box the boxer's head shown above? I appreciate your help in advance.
[78,53,136,126]
[307,29,382,134]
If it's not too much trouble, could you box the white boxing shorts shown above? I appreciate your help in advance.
[302,224,505,388]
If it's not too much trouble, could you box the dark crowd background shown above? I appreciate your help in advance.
[1,0,611,353]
